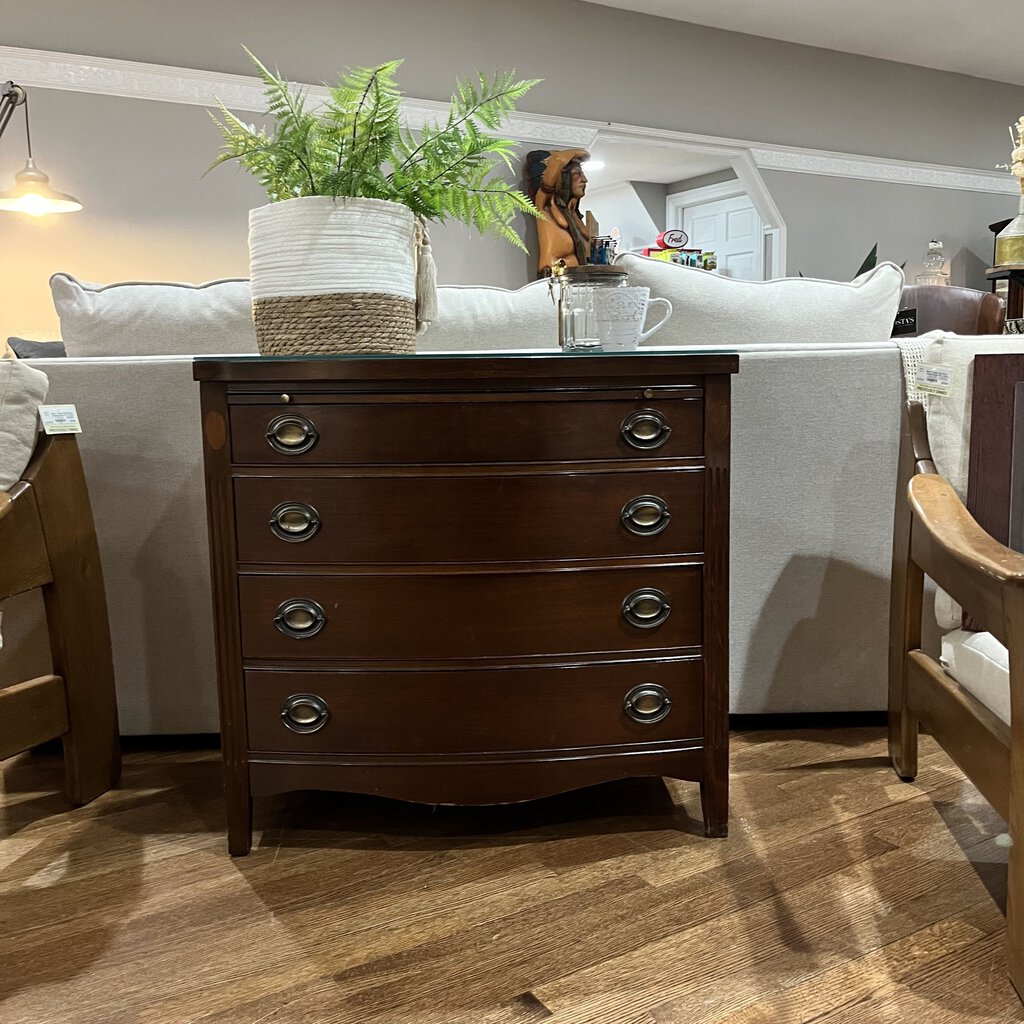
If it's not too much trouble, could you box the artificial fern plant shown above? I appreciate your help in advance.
[210,50,542,249]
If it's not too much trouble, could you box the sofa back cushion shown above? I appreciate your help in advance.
[51,273,259,357]
[616,254,904,346]
[419,281,557,351]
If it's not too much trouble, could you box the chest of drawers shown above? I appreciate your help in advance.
[195,352,736,855]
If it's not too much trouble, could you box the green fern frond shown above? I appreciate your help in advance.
[324,59,403,196]
[209,48,541,245]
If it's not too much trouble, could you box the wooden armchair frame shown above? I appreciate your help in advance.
[889,400,1024,997]
[0,433,120,804]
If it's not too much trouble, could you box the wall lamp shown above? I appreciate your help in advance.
[0,80,82,216]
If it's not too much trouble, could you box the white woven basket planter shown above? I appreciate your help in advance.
[249,196,417,356]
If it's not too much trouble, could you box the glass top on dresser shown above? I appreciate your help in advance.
[194,348,738,364]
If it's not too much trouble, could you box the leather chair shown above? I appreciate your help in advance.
[0,433,120,804]
[897,284,1006,337]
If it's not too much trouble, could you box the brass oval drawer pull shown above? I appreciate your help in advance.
[620,495,672,536]
[624,683,672,724]
[268,501,322,543]
[266,414,319,455]
[621,588,671,629]
[620,408,672,450]
[273,598,327,639]
[281,693,330,734]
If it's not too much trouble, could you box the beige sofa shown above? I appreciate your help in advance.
[1,263,905,733]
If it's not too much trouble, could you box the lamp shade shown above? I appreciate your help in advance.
[0,157,82,216]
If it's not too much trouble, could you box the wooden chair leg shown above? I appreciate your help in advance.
[1008,837,1024,1003]
[31,436,120,804]
[889,403,925,781]
[890,556,922,781]
[1006,605,1024,1002]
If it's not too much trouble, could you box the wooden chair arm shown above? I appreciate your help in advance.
[908,474,1024,585]
[905,401,937,475]
[908,473,1024,647]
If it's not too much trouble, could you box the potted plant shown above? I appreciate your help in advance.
[210,50,540,355]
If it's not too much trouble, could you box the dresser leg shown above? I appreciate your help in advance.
[226,792,253,857]
[700,777,729,838]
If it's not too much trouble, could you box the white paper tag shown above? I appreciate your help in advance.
[916,363,953,396]
[39,404,82,434]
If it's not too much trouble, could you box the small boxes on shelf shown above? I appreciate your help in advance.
[641,228,716,270]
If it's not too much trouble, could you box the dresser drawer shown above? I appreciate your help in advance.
[246,658,703,754]
[238,564,702,661]
[229,395,703,465]
[235,468,704,564]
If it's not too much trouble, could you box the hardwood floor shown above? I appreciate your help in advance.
[2,727,1022,1023]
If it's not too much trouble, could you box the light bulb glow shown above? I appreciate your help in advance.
[0,159,82,216]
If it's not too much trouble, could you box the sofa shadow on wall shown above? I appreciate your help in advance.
[742,554,890,714]
[735,431,898,715]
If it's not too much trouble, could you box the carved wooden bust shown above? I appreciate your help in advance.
[525,148,596,276]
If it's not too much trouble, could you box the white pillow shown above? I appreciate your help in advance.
[616,254,904,346]
[917,331,1024,500]
[418,281,557,352]
[940,628,1010,724]
[909,331,1024,631]
[0,356,48,491]
[50,273,259,357]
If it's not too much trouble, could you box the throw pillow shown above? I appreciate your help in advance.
[50,273,259,357]
[615,253,904,346]
[418,281,557,352]
[7,338,67,359]
[918,331,1024,500]
[0,354,48,491]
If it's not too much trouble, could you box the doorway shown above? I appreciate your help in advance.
[667,180,772,280]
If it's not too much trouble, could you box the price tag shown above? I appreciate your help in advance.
[915,363,953,397]
[39,404,82,434]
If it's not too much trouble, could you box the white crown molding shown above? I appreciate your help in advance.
[666,179,745,207]
[0,46,599,148]
[1,46,273,111]
[750,144,1018,195]
[2,46,1015,193]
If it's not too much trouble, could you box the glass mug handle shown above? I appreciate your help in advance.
[638,298,673,343]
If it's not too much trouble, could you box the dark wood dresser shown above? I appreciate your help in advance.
[194,352,737,855]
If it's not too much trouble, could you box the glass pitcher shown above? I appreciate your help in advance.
[550,263,629,352]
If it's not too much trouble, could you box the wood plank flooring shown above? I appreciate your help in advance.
[2,727,1022,1023]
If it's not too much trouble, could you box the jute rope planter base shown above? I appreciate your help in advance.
[253,293,416,356]
[249,196,418,357]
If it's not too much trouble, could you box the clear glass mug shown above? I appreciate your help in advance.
[550,264,629,352]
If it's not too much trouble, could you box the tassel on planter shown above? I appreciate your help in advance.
[415,218,438,335]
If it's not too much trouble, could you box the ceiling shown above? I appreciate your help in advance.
[579,0,1024,87]
[583,138,732,192]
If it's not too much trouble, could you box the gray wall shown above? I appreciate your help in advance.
[667,170,740,195]
[7,0,1024,166]
[630,182,669,234]
[4,0,1024,336]
[761,171,1013,287]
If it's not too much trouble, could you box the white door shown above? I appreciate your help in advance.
[682,194,764,280]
